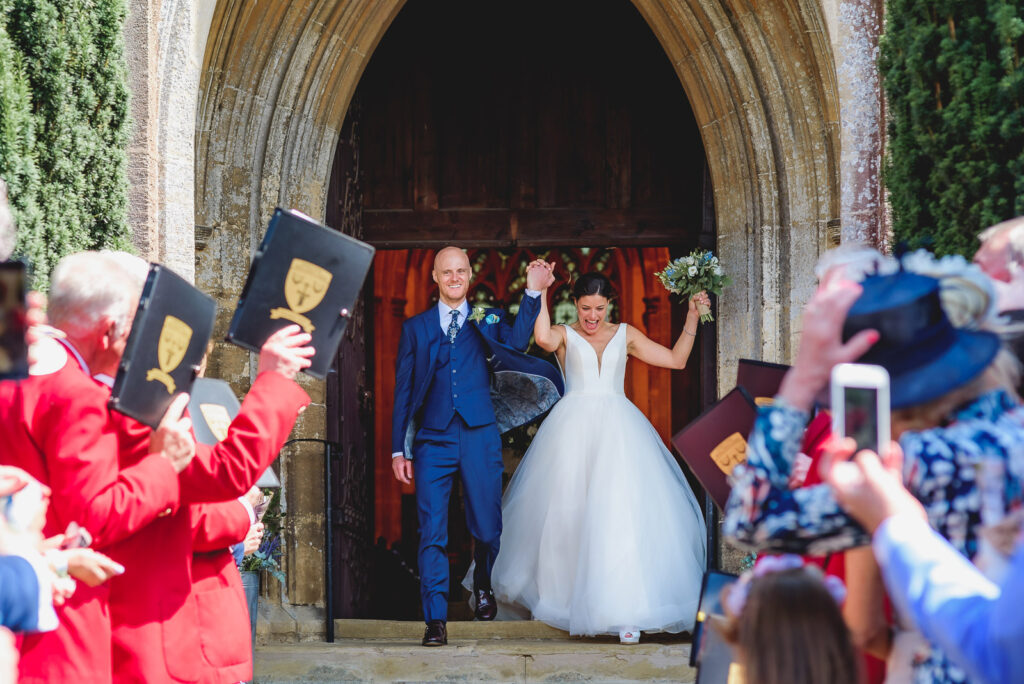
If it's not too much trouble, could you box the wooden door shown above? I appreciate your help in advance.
[325,96,374,618]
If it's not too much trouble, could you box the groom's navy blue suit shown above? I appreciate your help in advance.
[392,294,541,622]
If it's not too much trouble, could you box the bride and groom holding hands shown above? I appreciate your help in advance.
[391,246,708,647]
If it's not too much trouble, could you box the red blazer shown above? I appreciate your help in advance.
[105,371,309,683]
[0,346,180,684]
[190,500,253,684]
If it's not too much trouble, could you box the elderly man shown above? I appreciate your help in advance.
[975,217,1024,312]
[67,251,314,683]
[0,251,196,683]
[975,217,1024,392]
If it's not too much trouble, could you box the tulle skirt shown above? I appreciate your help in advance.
[489,391,707,635]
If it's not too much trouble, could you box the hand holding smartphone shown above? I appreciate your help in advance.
[830,363,891,456]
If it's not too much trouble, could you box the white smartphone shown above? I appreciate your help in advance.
[830,363,891,455]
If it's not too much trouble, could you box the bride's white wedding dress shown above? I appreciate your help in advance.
[490,323,707,635]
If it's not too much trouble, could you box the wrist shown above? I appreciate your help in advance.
[777,367,824,412]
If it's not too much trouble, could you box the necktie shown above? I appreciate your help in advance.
[447,309,460,343]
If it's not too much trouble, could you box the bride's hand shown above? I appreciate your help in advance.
[688,291,709,318]
[526,260,556,291]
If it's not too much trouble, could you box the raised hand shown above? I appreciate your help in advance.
[820,437,924,533]
[150,392,196,473]
[778,279,879,411]
[257,325,315,380]
[687,291,710,318]
[525,259,556,291]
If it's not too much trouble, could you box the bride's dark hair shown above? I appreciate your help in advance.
[572,272,616,301]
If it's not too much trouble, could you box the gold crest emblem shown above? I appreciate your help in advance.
[199,403,232,442]
[269,258,332,334]
[146,315,193,394]
[709,432,748,476]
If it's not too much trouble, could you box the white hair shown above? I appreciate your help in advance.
[0,179,15,261]
[48,251,148,337]
[814,243,898,282]
[979,217,1024,266]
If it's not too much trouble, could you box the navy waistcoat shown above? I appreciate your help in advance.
[420,322,496,430]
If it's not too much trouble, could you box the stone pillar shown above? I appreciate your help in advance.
[837,0,888,249]
[124,0,160,262]
[123,0,199,281]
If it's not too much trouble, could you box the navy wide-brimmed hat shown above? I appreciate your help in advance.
[842,271,1000,409]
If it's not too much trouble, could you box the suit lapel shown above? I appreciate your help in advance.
[422,310,442,373]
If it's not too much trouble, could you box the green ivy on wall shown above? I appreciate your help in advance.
[880,0,1024,257]
[0,0,132,289]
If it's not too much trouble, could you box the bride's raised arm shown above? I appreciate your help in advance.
[626,291,709,369]
[532,285,565,353]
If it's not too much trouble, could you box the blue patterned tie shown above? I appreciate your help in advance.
[447,309,460,343]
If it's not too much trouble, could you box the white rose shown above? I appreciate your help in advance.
[713,265,722,276]
[687,265,697,277]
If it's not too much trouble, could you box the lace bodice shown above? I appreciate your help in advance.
[561,324,627,396]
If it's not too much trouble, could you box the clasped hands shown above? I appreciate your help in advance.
[525,259,556,291]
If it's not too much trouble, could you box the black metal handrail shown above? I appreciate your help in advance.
[282,437,341,643]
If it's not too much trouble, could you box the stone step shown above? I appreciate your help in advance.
[255,636,696,683]
[332,618,570,640]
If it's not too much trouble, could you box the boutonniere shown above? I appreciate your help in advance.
[469,307,486,323]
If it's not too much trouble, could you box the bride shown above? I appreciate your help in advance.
[490,271,708,643]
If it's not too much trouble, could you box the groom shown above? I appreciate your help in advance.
[391,247,554,646]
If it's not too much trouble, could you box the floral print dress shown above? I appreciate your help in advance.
[724,390,1024,683]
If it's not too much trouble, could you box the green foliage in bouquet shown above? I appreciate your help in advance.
[880,0,1024,257]
[242,488,286,584]
[0,0,132,289]
[655,249,731,322]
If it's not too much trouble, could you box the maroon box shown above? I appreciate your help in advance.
[671,387,758,511]
[736,358,790,407]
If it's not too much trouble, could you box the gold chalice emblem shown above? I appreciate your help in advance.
[270,258,332,333]
[146,316,193,394]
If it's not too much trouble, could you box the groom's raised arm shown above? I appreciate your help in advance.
[391,320,416,456]
[500,292,541,351]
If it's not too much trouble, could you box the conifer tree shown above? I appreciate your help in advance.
[880,0,1024,257]
[1,0,132,288]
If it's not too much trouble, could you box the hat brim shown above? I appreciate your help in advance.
[879,329,1000,409]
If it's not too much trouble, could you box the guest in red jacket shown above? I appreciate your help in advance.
[189,492,261,684]
[99,321,311,683]
[0,251,197,684]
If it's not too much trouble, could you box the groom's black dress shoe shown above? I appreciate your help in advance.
[422,620,447,646]
[475,589,498,621]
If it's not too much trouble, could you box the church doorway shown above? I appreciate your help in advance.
[324,0,716,620]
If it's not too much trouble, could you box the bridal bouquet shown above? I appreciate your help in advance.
[655,250,730,323]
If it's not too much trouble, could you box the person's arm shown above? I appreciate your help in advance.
[874,514,1024,684]
[843,547,892,659]
[41,384,180,549]
[723,399,870,554]
[625,293,704,369]
[391,319,415,458]
[176,371,309,503]
[190,500,253,552]
[497,260,554,350]
[532,288,564,353]
[0,556,44,632]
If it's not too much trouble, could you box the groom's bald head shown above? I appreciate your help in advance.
[433,246,472,307]
[433,246,469,271]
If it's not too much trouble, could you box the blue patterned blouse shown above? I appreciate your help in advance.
[723,389,1024,683]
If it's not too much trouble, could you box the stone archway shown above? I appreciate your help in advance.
[195,0,839,611]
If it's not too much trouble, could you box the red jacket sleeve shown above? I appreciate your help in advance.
[178,371,310,503]
[190,500,251,552]
[36,375,180,549]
